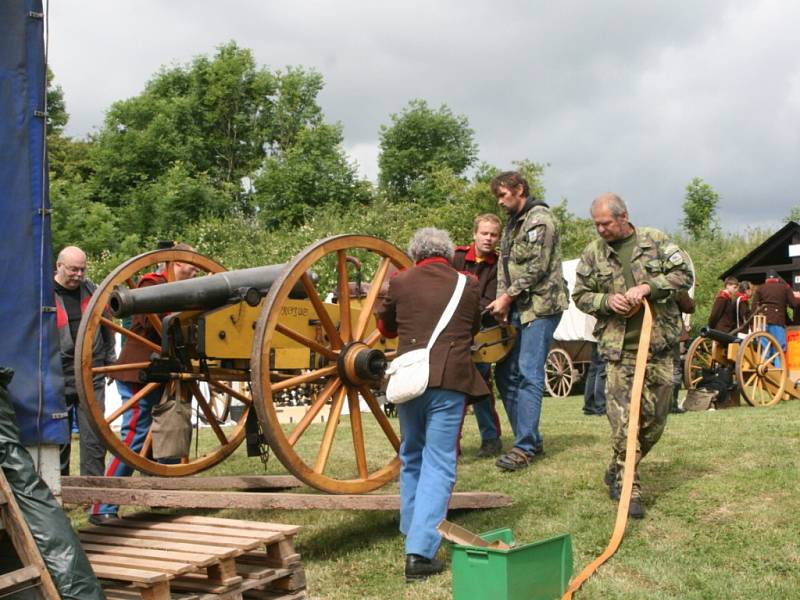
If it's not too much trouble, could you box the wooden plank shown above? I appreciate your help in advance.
[81,524,266,550]
[97,518,284,543]
[0,470,61,599]
[87,553,196,575]
[126,514,302,537]
[90,564,169,584]
[63,487,514,511]
[0,565,41,595]
[63,476,302,491]
[81,542,222,567]
[243,591,305,600]
[236,563,276,579]
[207,556,241,585]
[79,532,241,559]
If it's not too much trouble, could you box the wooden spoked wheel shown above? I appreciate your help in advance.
[545,347,575,397]
[735,331,786,407]
[251,235,412,494]
[74,249,252,476]
[683,336,716,389]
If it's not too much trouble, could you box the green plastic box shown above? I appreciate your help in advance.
[450,528,573,600]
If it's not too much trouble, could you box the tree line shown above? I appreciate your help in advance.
[47,41,795,334]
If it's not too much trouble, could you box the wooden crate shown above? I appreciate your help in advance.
[80,514,305,600]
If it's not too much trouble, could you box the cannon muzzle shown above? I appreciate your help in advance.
[109,264,308,318]
[699,326,739,345]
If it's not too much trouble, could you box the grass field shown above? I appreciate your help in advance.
[69,396,800,599]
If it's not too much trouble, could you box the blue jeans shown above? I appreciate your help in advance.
[473,363,500,441]
[495,311,562,454]
[92,380,162,517]
[764,324,787,369]
[397,387,464,558]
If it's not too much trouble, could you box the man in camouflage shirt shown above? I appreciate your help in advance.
[572,193,692,518]
[487,171,569,471]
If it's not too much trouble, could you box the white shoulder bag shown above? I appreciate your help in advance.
[385,273,466,404]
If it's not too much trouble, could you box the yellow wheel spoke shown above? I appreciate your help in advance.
[187,381,228,445]
[287,378,342,446]
[301,272,342,350]
[208,380,252,405]
[276,323,338,360]
[353,257,391,340]
[271,365,338,393]
[336,251,353,343]
[360,386,401,452]
[347,389,369,479]
[315,387,347,474]
[100,316,161,354]
[105,382,161,425]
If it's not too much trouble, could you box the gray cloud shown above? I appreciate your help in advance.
[47,0,799,232]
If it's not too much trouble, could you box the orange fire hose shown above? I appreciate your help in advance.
[561,300,653,599]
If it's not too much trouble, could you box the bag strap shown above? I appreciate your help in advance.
[426,273,466,352]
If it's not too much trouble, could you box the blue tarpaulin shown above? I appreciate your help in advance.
[0,0,67,446]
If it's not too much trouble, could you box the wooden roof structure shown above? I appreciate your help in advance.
[720,221,800,287]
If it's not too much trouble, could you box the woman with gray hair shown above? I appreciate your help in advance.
[377,227,489,583]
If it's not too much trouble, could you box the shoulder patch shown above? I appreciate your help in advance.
[527,228,541,242]
[668,251,684,265]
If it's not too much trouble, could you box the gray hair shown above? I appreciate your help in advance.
[407,227,454,262]
[591,193,628,218]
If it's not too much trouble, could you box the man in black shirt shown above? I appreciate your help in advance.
[54,246,116,476]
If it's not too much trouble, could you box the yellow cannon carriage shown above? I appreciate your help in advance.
[683,314,799,407]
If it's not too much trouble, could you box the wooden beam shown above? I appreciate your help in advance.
[62,487,513,511]
[62,475,303,491]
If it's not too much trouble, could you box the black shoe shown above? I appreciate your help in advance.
[405,554,444,582]
[670,405,686,414]
[477,438,502,458]
[88,513,119,526]
[628,498,646,519]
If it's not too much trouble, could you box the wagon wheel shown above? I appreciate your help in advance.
[683,336,716,389]
[545,347,575,397]
[251,234,412,494]
[735,331,786,407]
[74,249,252,476]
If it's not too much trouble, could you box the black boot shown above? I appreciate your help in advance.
[405,554,444,583]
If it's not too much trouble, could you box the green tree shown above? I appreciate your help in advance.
[682,177,720,239]
[252,123,372,227]
[784,205,800,223]
[378,99,478,201]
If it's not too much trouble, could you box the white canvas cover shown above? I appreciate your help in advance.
[554,259,597,342]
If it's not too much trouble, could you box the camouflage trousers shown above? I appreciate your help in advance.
[605,350,672,498]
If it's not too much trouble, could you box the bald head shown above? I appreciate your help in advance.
[55,246,87,290]
[590,193,633,243]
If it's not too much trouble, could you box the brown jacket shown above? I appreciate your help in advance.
[708,291,737,333]
[752,278,797,326]
[377,258,489,399]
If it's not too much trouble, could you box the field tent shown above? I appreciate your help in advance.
[0,0,67,446]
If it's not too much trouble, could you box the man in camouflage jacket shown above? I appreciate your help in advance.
[487,171,569,471]
[572,193,692,518]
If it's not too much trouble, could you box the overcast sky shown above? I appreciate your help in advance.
[47,0,799,233]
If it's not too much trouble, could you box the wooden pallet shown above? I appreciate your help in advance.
[79,514,305,600]
[0,468,61,599]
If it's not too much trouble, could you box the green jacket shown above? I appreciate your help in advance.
[572,226,693,361]
[497,199,569,325]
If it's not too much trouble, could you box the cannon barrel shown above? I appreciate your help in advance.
[699,326,739,345]
[109,264,306,318]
